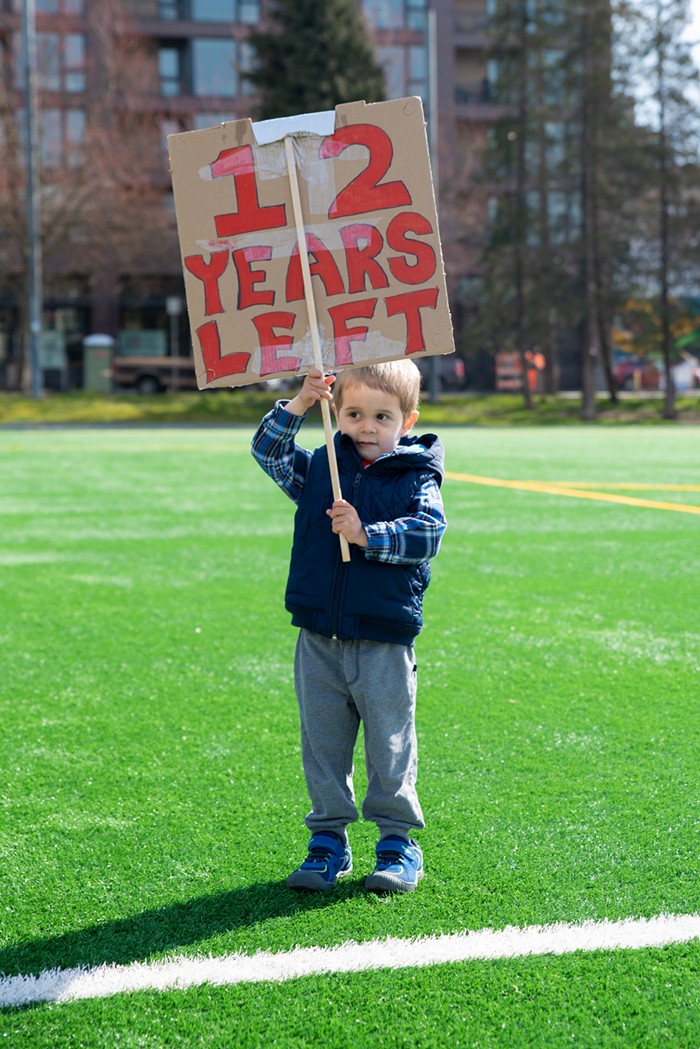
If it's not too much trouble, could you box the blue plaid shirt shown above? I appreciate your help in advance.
[251,402,446,566]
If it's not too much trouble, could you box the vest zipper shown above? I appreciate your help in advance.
[351,469,363,505]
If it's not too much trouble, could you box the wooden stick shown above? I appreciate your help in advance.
[284,135,351,563]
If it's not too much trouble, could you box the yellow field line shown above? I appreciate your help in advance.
[445,472,700,516]
[547,481,700,492]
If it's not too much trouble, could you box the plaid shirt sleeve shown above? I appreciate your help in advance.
[250,401,312,506]
[363,477,446,565]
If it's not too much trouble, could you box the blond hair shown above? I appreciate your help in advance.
[333,360,421,418]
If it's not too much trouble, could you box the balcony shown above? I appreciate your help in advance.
[125,17,252,41]
[453,15,491,51]
[454,80,509,121]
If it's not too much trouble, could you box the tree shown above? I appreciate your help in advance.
[77,0,180,302]
[613,296,700,362]
[622,0,700,418]
[466,0,698,417]
[575,0,617,419]
[0,0,179,389]
[247,0,385,119]
[471,0,587,407]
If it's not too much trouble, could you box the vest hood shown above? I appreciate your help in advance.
[336,431,445,484]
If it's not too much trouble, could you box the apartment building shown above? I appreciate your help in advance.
[0,0,496,389]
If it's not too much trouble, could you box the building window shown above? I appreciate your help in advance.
[526,189,581,245]
[191,112,235,130]
[191,0,260,21]
[376,45,404,99]
[159,0,184,18]
[486,57,509,103]
[63,34,85,92]
[541,49,568,106]
[192,38,237,97]
[159,45,185,96]
[363,0,426,31]
[543,121,569,174]
[239,40,255,95]
[408,44,427,99]
[37,33,86,93]
[41,107,86,168]
[239,1,259,23]
[406,0,427,32]
[364,0,404,30]
[159,38,243,97]
[36,0,83,12]
[192,0,225,18]
[376,43,428,102]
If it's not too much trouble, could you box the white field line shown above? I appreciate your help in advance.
[1,913,699,1008]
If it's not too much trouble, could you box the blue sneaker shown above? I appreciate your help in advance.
[286,832,353,892]
[365,836,423,893]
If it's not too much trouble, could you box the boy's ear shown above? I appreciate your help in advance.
[331,402,338,422]
[402,409,420,435]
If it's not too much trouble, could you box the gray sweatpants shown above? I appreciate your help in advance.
[294,628,424,839]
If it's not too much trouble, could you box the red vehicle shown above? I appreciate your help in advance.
[613,353,661,391]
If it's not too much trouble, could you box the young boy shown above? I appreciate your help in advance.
[251,359,446,893]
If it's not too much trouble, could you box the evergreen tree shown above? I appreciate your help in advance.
[247,0,385,119]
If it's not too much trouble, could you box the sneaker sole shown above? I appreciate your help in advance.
[364,868,424,894]
[286,865,352,892]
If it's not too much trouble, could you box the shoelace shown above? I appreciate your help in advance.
[376,849,405,866]
[306,846,335,863]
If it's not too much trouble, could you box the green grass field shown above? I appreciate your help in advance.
[2,388,700,427]
[1,425,698,1047]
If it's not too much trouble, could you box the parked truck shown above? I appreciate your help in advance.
[111,355,199,394]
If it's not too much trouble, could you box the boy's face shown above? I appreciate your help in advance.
[333,382,419,463]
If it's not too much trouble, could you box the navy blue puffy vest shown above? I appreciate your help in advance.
[285,431,444,645]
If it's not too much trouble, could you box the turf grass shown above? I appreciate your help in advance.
[0,424,698,1046]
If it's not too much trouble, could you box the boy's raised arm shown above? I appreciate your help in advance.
[285,369,335,417]
[251,370,335,506]
[251,403,309,505]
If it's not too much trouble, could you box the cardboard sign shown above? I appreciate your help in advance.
[168,97,454,389]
